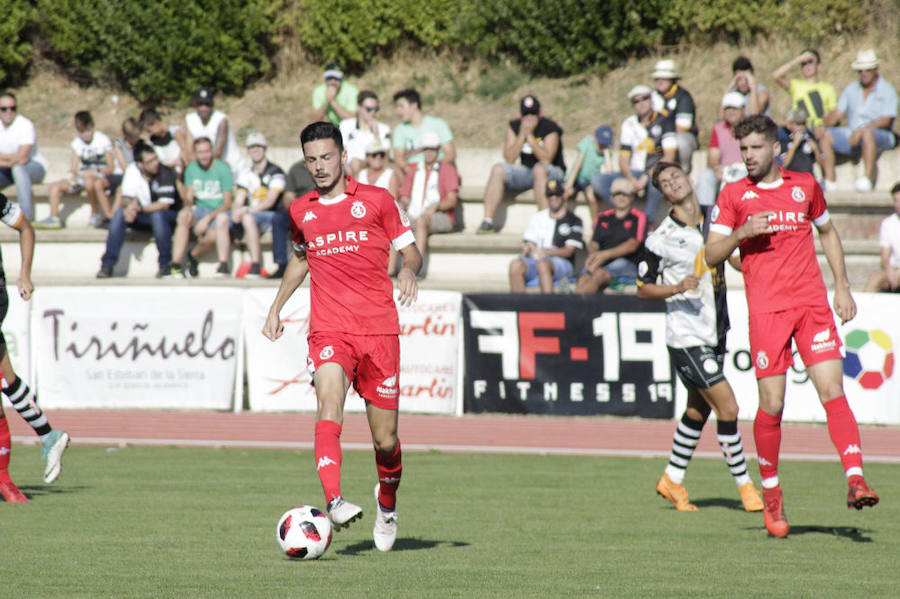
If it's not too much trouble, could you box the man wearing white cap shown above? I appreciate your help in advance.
[358,140,401,200]
[232,132,289,279]
[824,49,898,191]
[185,87,246,180]
[592,85,676,224]
[311,61,359,125]
[696,92,747,208]
[650,59,699,173]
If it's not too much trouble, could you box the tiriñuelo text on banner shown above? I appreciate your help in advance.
[242,288,460,414]
[32,287,241,409]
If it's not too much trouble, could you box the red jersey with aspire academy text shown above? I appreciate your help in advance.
[710,167,830,315]
[290,177,414,335]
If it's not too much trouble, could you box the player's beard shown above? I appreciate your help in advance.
[315,165,345,196]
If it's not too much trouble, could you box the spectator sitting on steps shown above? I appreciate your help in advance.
[865,182,900,293]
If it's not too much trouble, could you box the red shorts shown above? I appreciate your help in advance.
[307,332,400,409]
[748,304,843,378]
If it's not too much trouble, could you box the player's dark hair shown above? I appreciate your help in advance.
[74,110,94,132]
[891,182,900,195]
[392,88,420,108]
[732,56,754,73]
[803,48,821,64]
[300,121,344,153]
[192,136,212,149]
[734,114,778,143]
[651,161,683,190]
[133,141,155,164]
[138,107,161,128]
[357,89,378,106]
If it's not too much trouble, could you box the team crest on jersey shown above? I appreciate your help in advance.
[303,211,317,222]
[741,190,759,201]
[351,200,366,218]
[791,186,806,203]
[756,350,769,370]
[710,205,720,223]
[319,346,334,360]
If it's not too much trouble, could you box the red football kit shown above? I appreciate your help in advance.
[290,177,415,408]
[711,167,842,377]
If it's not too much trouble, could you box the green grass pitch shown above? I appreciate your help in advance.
[0,445,896,598]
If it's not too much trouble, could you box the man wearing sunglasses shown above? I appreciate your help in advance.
[0,92,49,220]
[340,90,392,178]
[592,85,677,225]
[772,49,838,190]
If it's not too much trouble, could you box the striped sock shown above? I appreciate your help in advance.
[3,377,52,442]
[717,419,751,487]
[664,413,704,484]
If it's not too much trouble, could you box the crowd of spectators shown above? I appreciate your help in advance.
[0,48,896,288]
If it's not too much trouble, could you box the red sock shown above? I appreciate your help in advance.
[753,409,782,482]
[314,420,343,505]
[823,396,863,476]
[375,442,402,510]
[0,415,11,478]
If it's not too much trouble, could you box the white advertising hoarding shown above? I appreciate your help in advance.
[243,288,461,414]
[723,291,900,424]
[32,287,241,409]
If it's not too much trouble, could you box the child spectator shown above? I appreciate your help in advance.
[36,111,114,229]
[564,125,614,224]
[778,108,821,175]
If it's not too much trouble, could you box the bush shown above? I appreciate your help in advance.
[37,0,277,103]
[0,0,34,87]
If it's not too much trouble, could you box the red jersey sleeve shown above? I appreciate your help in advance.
[710,183,739,233]
[808,176,827,221]
[709,128,720,149]
[289,194,312,247]
[377,188,414,246]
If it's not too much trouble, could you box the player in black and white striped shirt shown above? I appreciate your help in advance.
[636,162,762,513]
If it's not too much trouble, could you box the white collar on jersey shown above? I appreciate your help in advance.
[317,193,348,206]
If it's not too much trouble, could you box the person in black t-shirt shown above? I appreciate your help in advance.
[97,142,183,278]
[478,95,565,233]
[777,108,821,175]
[508,181,583,293]
[575,178,647,293]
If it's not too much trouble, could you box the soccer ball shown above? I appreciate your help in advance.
[843,329,895,390]
[276,505,333,559]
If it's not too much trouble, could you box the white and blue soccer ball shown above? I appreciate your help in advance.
[276,505,333,560]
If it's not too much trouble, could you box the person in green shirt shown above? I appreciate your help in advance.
[169,137,234,278]
[311,62,358,125]
[564,125,614,224]
[392,88,456,172]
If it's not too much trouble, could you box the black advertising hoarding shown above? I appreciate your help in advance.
[463,294,675,418]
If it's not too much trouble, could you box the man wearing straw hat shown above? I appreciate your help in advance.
[824,49,898,192]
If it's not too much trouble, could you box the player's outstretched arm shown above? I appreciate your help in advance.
[13,214,34,301]
[636,275,699,301]
[395,243,422,307]
[262,251,309,341]
[817,220,856,324]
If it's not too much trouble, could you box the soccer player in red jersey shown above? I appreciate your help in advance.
[706,115,878,538]
[263,122,421,552]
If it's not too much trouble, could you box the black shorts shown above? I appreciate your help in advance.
[668,345,725,389]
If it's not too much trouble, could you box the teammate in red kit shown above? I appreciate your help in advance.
[263,122,421,552]
[706,114,878,538]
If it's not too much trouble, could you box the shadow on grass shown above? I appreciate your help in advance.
[337,537,470,555]
[16,484,90,500]
[692,497,746,511]
[742,524,874,542]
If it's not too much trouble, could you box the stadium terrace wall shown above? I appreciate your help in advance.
[1,287,897,423]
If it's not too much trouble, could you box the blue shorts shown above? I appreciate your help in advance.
[828,126,896,155]
[251,210,277,235]
[503,163,565,192]
[521,255,574,287]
